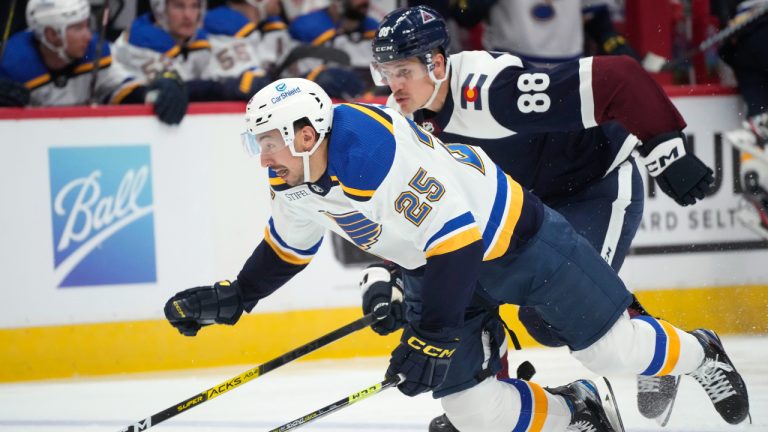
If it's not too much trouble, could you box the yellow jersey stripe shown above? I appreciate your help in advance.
[165,45,181,57]
[485,175,524,260]
[188,40,212,50]
[529,381,549,432]
[339,182,375,198]
[262,22,287,32]
[235,22,257,38]
[109,82,142,104]
[306,65,325,82]
[270,177,287,186]
[344,103,394,134]
[658,320,681,376]
[73,56,112,75]
[239,71,255,94]
[25,73,51,89]
[263,228,313,265]
[425,227,482,258]
[312,29,336,46]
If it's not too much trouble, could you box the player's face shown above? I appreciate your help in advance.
[166,0,201,40]
[256,129,305,186]
[374,58,432,115]
[64,20,92,59]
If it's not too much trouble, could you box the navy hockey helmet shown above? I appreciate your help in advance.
[372,6,450,65]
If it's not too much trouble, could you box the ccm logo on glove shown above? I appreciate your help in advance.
[407,336,458,358]
[642,137,685,176]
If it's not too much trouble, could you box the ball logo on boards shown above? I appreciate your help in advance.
[48,146,157,287]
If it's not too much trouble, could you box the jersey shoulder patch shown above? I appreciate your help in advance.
[204,6,252,37]
[329,103,395,201]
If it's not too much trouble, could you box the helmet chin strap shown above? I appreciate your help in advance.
[41,27,74,63]
[420,57,451,111]
[289,130,329,184]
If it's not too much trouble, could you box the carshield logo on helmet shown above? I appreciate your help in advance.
[275,82,287,92]
[48,146,157,287]
[271,85,302,104]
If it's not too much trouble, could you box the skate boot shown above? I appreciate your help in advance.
[688,329,750,424]
[547,379,617,432]
[428,414,459,432]
[636,374,679,421]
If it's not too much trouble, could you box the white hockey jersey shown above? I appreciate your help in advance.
[263,102,541,271]
[113,14,212,81]
[483,0,614,65]
[0,31,143,106]
[204,7,294,78]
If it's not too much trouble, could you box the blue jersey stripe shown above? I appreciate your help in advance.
[424,212,476,252]
[507,379,533,432]
[482,168,508,251]
[268,218,322,255]
[635,316,667,376]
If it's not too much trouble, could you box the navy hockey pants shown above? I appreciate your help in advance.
[402,206,633,398]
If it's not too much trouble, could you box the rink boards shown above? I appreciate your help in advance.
[0,90,765,382]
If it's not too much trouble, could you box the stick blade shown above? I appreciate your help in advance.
[641,52,668,73]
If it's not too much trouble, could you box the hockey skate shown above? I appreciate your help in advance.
[688,329,751,424]
[547,379,622,432]
[636,374,680,425]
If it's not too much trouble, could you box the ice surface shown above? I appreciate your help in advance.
[0,335,765,431]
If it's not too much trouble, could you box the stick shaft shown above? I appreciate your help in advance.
[269,375,402,432]
[117,312,379,432]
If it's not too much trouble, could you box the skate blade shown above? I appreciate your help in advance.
[656,376,681,427]
[602,377,626,432]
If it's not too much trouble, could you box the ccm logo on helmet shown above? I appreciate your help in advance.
[271,85,302,104]
[407,336,456,358]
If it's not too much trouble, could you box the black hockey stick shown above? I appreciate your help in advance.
[268,374,405,432]
[271,45,351,80]
[0,0,18,61]
[117,311,385,432]
[87,1,111,105]
[643,3,768,73]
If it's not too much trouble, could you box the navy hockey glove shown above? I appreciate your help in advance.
[360,262,406,335]
[0,78,30,107]
[148,72,188,125]
[639,131,714,206]
[386,323,460,396]
[164,280,244,336]
[309,67,365,100]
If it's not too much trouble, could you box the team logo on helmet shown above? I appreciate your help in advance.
[420,9,436,23]
[276,83,287,92]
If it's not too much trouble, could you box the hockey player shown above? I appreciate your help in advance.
[367,6,717,429]
[288,0,378,81]
[163,78,750,432]
[720,0,768,240]
[113,0,268,101]
[203,0,291,78]
[0,0,187,125]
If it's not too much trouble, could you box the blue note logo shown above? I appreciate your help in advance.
[48,146,157,287]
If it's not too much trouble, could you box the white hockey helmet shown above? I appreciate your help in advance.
[26,0,91,61]
[242,78,333,183]
[150,0,207,32]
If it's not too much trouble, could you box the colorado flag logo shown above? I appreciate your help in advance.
[48,146,157,287]
[461,73,488,110]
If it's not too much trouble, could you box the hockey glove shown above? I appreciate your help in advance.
[386,323,460,396]
[164,280,244,336]
[148,72,188,125]
[309,66,365,100]
[360,262,406,335]
[0,78,30,107]
[639,131,714,206]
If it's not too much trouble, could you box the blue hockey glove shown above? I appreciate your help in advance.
[360,262,405,335]
[386,323,460,396]
[148,72,188,125]
[309,66,365,100]
[639,132,714,206]
[0,78,30,107]
[164,280,244,336]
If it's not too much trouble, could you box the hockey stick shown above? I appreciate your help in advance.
[0,0,18,61]
[87,1,111,105]
[268,374,405,432]
[117,311,385,432]
[643,3,768,73]
[271,45,351,80]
